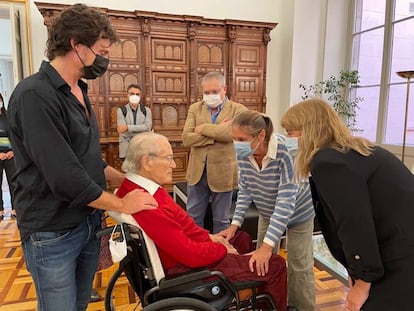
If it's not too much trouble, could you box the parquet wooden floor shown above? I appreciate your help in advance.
[0,217,348,311]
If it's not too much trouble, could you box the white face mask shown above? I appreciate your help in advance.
[129,94,140,105]
[109,224,127,263]
[203,94,222,108]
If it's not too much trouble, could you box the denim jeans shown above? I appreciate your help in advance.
[22,210,102,311]
[186,168,232,233]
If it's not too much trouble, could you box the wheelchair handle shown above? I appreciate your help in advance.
[96,223,135,240]
[96,226,115,239]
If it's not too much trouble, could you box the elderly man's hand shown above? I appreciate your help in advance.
[209,234,227,244]
[225,243,239,255]
[216,224,238,241]
[210,233,239,255]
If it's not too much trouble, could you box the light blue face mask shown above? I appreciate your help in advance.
[234,141,253,158]
[233,137,257,158]
[284,136,299,152]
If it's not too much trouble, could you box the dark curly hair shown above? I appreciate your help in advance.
[46,4,119,60]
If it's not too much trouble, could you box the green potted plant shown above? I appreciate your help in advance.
[299,70,363,132]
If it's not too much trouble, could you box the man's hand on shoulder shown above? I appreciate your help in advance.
[122,189,158,214]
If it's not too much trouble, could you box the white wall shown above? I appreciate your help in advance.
[27,0,350,128]
[289,0,350,105]
[0,19,12,57]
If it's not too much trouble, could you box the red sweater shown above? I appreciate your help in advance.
[116,178,227,270]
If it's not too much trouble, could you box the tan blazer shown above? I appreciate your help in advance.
[182,99,248,192]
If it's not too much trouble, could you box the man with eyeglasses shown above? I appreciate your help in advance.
[117,84,152,161]
[117,132,288,311]
[182,72,247,234]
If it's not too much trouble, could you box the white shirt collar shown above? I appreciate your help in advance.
[248,133,278,161]
[266,133,278,160]
[248,133,279,171]
[125,173,159,195]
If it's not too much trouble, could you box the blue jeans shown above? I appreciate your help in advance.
[22,210,102,311]
[186,169,232,233]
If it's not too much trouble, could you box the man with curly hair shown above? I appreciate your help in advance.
[8,4,156,310]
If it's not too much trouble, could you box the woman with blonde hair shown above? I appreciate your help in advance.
[281,98,414,311]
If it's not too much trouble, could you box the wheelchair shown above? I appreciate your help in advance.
[100,213,278,311]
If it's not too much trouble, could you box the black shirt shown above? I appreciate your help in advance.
[8,61,105,241]
[0,111,12,152]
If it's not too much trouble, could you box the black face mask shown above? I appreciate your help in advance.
[76,46,109,80]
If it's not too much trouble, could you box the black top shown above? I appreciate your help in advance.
[0,111,12,152]
[310,146,414,282]
[8,61,106,241]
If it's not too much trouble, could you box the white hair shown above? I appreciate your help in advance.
[121,132,169,174]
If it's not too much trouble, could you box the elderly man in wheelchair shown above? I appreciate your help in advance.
[108,132,288,311]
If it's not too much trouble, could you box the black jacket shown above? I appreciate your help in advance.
[310,146,414,282]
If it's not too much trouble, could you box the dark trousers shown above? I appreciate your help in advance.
[0,157,16,211]
[210,232,287,311]
[168,231,287,311]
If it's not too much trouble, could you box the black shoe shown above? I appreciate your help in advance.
[90,289,101,302]
[287,306,299,311]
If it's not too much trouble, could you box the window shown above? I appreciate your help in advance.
[351,0,414,146]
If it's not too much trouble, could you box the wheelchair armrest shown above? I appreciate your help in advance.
[159,269,213,289]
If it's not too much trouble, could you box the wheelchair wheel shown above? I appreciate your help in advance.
[141,297,217,311]
[104,266,141,311]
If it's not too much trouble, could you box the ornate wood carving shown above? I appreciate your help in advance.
[35,2,277,186]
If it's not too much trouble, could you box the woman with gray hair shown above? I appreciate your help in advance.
[219,110,315,311]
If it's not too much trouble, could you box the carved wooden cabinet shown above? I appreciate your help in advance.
[35,2,276,185]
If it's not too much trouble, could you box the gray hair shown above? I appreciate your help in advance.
[201,72,226,87]
[232,110,274,143]
[122,132,169,173]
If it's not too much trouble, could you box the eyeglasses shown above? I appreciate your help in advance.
[148,154,175,164]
